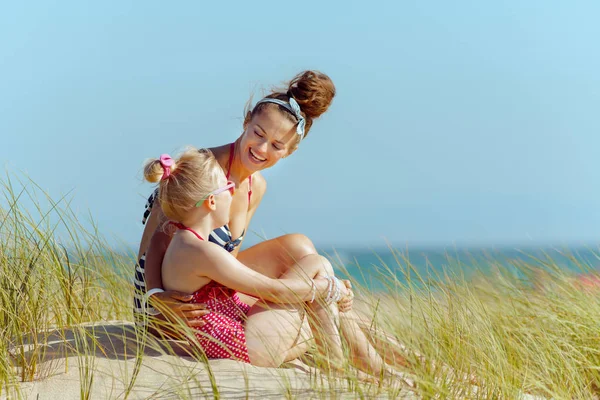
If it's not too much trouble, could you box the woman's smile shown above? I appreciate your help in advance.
[248,148,267,164]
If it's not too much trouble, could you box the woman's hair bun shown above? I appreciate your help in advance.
[287,70,336,120]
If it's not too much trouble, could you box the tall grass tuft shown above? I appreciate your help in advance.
[335,246,600,399]
[0,173,132,396]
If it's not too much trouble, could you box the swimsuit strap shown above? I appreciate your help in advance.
[248,174,252,204]
[170,222,205,241]
[226,142,235,180]
[227,142,252,205]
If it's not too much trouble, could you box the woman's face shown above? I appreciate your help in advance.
[238,108,298,172]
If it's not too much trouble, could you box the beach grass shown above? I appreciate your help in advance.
[331,247,600,399]
[1,174,600,399]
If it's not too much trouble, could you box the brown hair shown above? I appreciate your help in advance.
[143,148,223,222]
[245,70,336,143]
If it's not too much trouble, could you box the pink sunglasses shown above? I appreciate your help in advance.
[195,181,235,207]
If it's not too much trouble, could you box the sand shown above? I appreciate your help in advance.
[6,321,415,399]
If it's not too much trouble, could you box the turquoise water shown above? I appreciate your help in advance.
[319,246,600,291]
[121,244,600,292]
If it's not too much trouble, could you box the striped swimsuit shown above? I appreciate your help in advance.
[133,143,252,323]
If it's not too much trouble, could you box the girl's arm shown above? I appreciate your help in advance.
[182,241,347,304]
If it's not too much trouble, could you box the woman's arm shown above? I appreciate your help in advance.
[137,192,163,261]
[145,225,171,290]
[183,242,348,304]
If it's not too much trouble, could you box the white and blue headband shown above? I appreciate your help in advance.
[254,97,306,142]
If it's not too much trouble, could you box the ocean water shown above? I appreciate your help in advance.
[121,244,600,292]
[318,245,600,291]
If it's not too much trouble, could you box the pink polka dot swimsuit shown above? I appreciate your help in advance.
[190,280,251,363]
[170,222,251,363]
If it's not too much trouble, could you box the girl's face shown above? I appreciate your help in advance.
[208,175,234,228]
[238,107,298,173]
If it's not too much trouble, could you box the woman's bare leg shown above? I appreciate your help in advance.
[244,301,308,367]
[236,234,317,297]
[239,234,410,376]
[244,254,343,368]
[316,258,401,376]
[238,234,330,363]
[343,308,412,369]
[294,255,345,367]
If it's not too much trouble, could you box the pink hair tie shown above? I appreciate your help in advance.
[159,154,174,180]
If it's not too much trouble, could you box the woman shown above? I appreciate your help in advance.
[135,70,408,374]
[143,148,352,367]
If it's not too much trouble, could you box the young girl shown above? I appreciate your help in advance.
[143,148,351,366]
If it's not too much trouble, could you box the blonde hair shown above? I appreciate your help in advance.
[143,147,223,222]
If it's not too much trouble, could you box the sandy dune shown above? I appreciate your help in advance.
[7,321,414,399]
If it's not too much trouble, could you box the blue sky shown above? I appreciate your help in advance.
[1,1,599,249]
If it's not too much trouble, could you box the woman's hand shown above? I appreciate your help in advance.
[149,290,210,328]
[337,280,354,313]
